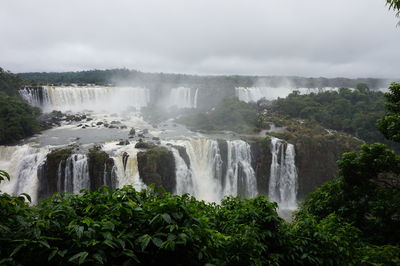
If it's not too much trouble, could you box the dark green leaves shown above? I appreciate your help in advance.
[68,251,88,264]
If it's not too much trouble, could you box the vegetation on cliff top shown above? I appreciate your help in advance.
[271,87,388,143]
[0,91,42,144]
[0,68,42,145]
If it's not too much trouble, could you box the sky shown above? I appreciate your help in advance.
[1,0,399,78]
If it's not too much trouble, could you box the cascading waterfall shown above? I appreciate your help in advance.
[168,138,257,202]
[57,154,90,194]
[19,86,151,112]
[268,137,298,210]
[0,145,49,204]
[170,147,195,196]
[221,140,257,198]
[106,143,145,191]
[164,87,198,109]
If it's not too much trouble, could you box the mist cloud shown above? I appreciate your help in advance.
[1,0,399,78]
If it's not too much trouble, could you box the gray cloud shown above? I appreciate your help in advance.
[1,0,399,78]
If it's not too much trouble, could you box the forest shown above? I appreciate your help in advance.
[18,69,391,90]
[0,68,42,144]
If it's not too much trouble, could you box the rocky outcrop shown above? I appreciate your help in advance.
[217,139,228,185]
[172,145,191,169]
[293,135,361,200]
[137,146,176,192]
[247,137,272,196]
[87,146,114,191]
[37,147,74,200]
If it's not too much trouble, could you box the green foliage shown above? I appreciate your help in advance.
[298,143,400,246]
[137,146,176,192]
[289,213,361,265]
[178,97,261,133]
[135,141,156,149]
[0,91,42,144]
[272,88,390,146]
[0,67,23,95]
[1,185,398,265]
[386,0,400,21]
[377,83,400,142]
[0,170,10,183]
[0,187,283,265]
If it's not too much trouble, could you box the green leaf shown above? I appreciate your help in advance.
[38,240,50,249]
[152,237,163,248]
[20,193,31,203]
[138,234,151,251]
[58,249,68,257]
[0,170,10,182]
[92,253,104,264]
[161,213,172,224]
[69,251,89,264]
[48,249,59,261]
[10,244,24,257]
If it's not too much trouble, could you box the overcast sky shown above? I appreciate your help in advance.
[1,0,399,78]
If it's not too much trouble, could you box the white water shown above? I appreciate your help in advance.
[221,140,257,198]
[20,85,151,112]
[268,138,298,210]
[0,145,49,203]
[168,138,257,202]
[235,87,346,102]
[58,154,90,193]
[163,87,198,109]
[102,142,145,191]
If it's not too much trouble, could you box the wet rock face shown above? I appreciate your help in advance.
[137,146,176,193]
[172,145,191,169]
[217,139,228,185]
[248,138,272,196]
[294,136,360,200]
[37,147,74,201]
[87,147,114,191]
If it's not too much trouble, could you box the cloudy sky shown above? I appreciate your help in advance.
[1,0,399,78]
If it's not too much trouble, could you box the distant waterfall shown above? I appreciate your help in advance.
[0,145,49,204]
[57,154,89,193]
[164,87,198,109]
[19,86,150,112]
[235,87,344,103]
[169,138,257,202]
[268,138,298,209]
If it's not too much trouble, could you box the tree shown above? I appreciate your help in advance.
[387,0,400,24]
[377,83,400,142]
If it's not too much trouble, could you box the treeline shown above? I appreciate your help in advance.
[272,87,396,146]
[18,68,391,89]
[0,68,41,144]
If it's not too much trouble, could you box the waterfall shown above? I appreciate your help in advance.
[19,86,150,112]
[0,145,49,204]
[268,138,298,210]
[170,147,194,195]
[164,87,198,109]
[57,154,89,194]
[221,140,257,198]
[168,138,257,202]
[109,143,145,191]
[235,87,345,103]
